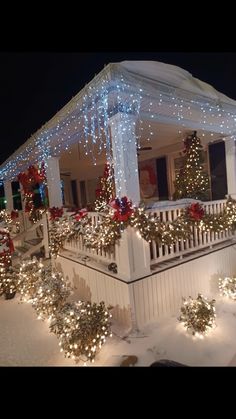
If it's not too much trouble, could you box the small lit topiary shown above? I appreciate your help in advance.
[219,276,236,300]
[178,293,216,336]
[31,270,72,320]
[50,300,112,363]
[17,257,45,302]
[0,263,18,299]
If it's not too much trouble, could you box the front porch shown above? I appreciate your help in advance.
[2,61,236,330]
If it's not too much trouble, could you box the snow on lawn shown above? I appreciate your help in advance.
[1,295,236,366]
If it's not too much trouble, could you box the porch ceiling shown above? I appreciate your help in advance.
[59,120,223,173]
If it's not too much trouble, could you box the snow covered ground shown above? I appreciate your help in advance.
[1,295,236,366]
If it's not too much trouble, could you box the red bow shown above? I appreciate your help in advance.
[74,209,88,221]
[49,207,64,220]
[110,197,133,222]
[187,203,204,221]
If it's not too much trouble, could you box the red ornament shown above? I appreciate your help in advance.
[187,203,204,221]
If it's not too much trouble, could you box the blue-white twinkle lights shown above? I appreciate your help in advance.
[1,63,236,183]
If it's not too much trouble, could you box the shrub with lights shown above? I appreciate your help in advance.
[50,300,112,363]
[0,225,17,299]
[0,263,18,299]
[31,270,72,320]
[0,210,13,230]
[219,277,236,300]
[17,257,45,302]
[178,293,216,336]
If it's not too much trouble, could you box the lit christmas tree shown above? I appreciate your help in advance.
[174,131,209,200]
[94,163,115,212]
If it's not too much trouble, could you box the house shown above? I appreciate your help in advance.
[1,60,236,331]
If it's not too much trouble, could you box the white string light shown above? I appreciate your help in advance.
[1,64,236,184]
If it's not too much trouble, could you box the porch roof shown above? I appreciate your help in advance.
[1,60,236,181]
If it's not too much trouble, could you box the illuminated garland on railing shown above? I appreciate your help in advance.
[49,196,236,258]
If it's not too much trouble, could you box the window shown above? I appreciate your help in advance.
[80,180,87,208]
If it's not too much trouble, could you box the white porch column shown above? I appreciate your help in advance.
[115,227,151,281]
[3,181,13,212]
[225,136,236,199]
[109,112,140,205]
[110,112,151,282]
[46,157,63,208]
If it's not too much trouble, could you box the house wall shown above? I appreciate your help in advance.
[61,174,73,207]
[55,255,133,329]
[56,243,236,330]
[60,163,104,208]
[60,141,210,206]
[131,244,236,328]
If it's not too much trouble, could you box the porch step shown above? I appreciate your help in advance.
[24,238,43,246]
[15,244,30,254]
[13,238,43,259]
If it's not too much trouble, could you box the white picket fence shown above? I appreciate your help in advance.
[147,199,233,266]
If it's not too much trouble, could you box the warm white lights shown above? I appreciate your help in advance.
[178,293,216,337]
[219,276,236,300]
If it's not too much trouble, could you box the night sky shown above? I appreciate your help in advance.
[1,52,236,165]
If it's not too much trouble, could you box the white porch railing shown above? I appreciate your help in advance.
[62,201,235,273]
[147,199,233,266]
[12,210,32,234]
[12,210,49,259]
[63,212,116,265]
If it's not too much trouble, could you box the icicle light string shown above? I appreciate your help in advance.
[2,67,236,181]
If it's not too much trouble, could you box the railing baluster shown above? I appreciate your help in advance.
[145,199,232,267]
[62,200,233,270]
